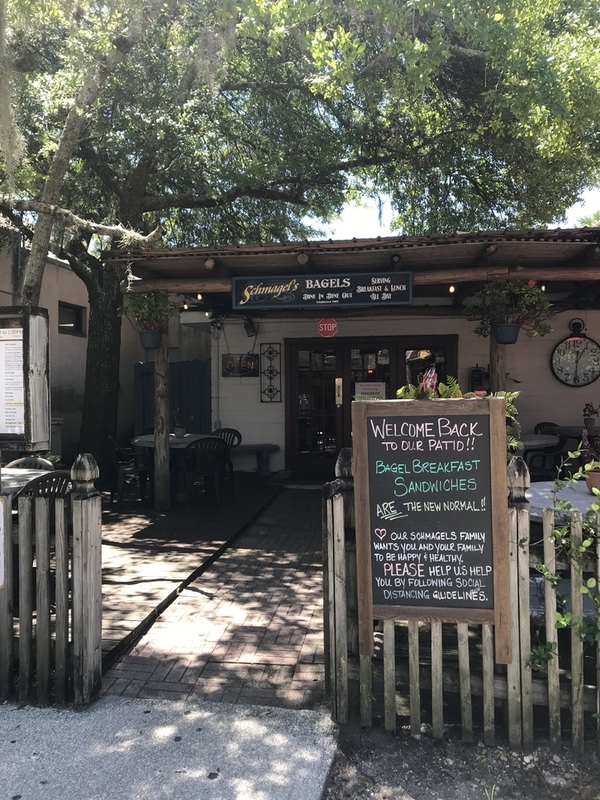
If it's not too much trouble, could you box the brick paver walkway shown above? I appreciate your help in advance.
[101,487,327,710]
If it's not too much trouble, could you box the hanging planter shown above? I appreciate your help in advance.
[122,292,179,351]
[491,323,521,344]
[139,330,163,350]
[464,280,554,343]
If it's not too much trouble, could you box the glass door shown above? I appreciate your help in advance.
[288,344,341,471]
[286,336,457,472]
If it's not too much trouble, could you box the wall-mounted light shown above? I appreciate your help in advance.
[243,316,258,337]
[390,254,401,266]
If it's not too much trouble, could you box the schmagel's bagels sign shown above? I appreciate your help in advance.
[232,272,412,310]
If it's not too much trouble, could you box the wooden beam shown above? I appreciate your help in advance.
[125,278,232,294]
[124,263,600,295]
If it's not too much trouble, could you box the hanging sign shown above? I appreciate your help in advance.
[222,353,260,377]
[318,318,338,338]
[232,272,412,310]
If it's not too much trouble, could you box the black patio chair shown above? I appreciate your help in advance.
[526,422,570,481]
[183,436,229,507]
[107,435,149,505]
[212,428,242,494]
[13,470,72,501]
[6,456,55,470]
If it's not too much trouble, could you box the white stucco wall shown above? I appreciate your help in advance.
[207,308,600,473]
[1,248,144,461]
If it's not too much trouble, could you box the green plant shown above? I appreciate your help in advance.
[124,292,179,332]
[395,377,521,461]
[464,279,554,338]
[527,641,558,671]
[172,408,193,428]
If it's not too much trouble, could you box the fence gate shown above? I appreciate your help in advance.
[0,455,102,706]
[134,359,211,435]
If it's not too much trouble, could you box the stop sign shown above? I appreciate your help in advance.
[318,318,338,338]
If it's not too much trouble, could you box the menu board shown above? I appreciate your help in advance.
[0,326,25,435]
[352,398,509,636]
[366,412,493,609]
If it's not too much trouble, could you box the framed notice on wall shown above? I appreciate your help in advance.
[0,326,25,435]
[352,397,510,663]
[0,307,50,451]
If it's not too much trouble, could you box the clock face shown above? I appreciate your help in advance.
[550,336,600,386]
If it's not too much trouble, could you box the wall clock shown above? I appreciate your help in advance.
[550,319,600,387]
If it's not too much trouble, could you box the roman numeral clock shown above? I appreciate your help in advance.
[550,318,600,387]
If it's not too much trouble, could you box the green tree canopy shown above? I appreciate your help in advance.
[1,0,599,470]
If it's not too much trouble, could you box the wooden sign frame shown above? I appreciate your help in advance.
[352,397,510,664]
[0,306,50,452]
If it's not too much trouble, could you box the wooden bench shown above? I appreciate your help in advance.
[232,443,280,477]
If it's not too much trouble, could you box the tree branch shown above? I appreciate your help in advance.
[0,195,164,247]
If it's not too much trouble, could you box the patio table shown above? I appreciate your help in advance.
[518,433,559,452]
[525,478,597,522]
[132,433,220,500]
[132,433,215,449]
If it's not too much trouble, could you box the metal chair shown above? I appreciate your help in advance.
[183,437,229,507]
[5,456,55,470]
[107,436,149,505]
[212,428,242,494]
[13,470,72,500]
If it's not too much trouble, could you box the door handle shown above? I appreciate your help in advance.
[335,378,343,407]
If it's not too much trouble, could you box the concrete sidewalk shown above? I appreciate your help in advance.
[1,485,337,800]
[0,696,337,800]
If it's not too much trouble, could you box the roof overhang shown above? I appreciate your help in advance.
[107,227,600,315]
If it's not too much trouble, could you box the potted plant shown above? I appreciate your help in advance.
[581,427,600,494]
[464,280,554,344]
[172,408,193,438]
[583,401,599,431]
[124,291,179,349]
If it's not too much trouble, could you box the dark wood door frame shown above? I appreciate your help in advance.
[285,335,458,472]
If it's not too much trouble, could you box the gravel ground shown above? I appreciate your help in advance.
[323,722,600,800]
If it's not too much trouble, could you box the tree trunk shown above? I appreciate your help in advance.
[78,263,124,485]
[153,332,171,510]
[489,337,506,393]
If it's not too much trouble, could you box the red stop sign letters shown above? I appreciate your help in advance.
[318,318,338,338]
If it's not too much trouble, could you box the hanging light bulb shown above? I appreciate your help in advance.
[197,293,203,300]
[183,300,189,310]
[541,284,546,292]
[449,285,455,294]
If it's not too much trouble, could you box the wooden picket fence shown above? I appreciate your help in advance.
[0,454,102,706]
[323,451,600,752]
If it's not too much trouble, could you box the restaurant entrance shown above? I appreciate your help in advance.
[285,335,457,472]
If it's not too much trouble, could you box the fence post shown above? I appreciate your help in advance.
[323,448,356,719]
[506,456,530,748]
[71,453,102,705]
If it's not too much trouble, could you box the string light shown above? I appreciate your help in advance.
[197,293,203,300]
[449,285,455,293]
[183,300,189,310]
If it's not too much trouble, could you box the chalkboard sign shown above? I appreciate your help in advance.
[352,397,510,660]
